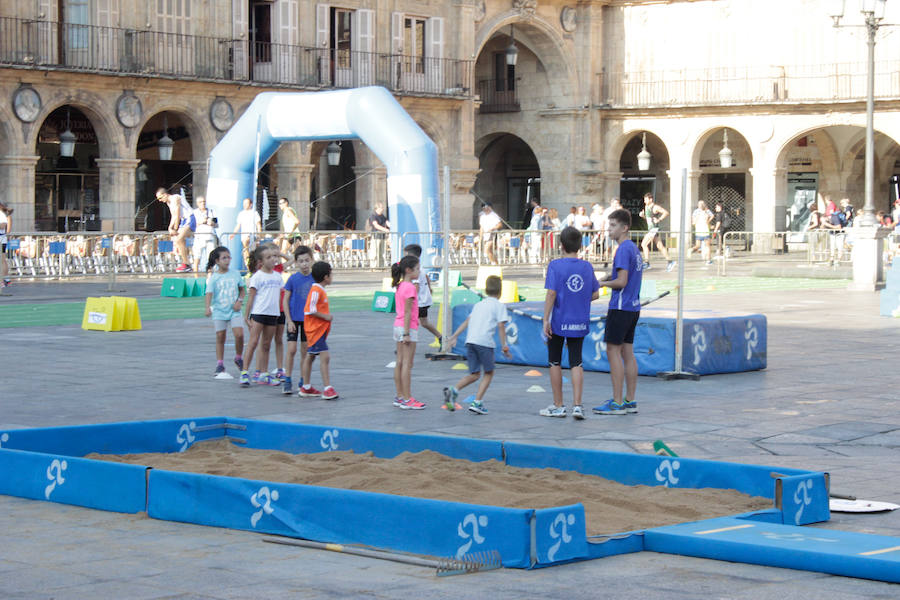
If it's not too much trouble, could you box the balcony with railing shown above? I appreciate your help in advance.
[0,17,473,98]
[600,62,900,108]
[477,78,520,113]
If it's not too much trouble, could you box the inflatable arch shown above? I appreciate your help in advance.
[206,87,440,268]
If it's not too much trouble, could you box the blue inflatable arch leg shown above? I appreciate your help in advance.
[205,86,440,269]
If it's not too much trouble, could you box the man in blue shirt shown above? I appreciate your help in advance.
[282,246,315,395]
[594,209,643,416]
[540,226,600,420]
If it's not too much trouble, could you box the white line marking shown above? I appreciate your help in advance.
[695,524,755,535]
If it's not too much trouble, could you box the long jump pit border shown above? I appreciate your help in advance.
[1,417,898,582]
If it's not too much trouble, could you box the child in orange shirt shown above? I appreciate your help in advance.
[299,261,337,400]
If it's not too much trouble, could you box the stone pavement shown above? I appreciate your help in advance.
[1,265,900,599]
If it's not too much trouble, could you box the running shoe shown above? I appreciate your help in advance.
[623,400,638,414]
[251,370,262,383]
[468,401,488,415]
[393,396,406,408]
[442,387,457,412]
[539,404,567,418]
[572,405,585,420]
[403,397,426,410]
[214,364,225,375]
[666,260,676,272]
[642,262,651,270]
[322,386,339,400]
[298,385,322,398]
[239,371,250,388]
[282,377,293,395]
[234,357,244,370]
[593,399,626,415]
[264,374,281,387]
[175,263,191,273]
[1,278,10,287]
[274,368,286,383]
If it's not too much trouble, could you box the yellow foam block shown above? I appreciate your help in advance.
[82,297,116,331]
[499,280,518,303]
[452,362,468,370]
[475,265,503,289]
[111,296,142,330]
[599,286,610,297]
[382,277,394,291]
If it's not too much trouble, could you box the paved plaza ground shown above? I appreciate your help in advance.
[1,260,899,599]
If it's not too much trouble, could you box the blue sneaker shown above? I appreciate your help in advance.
[251,370,262,383]
[593,399,626,415]
[468,401,488,415]
[239,371,250,388]
[282,376,293,395]
[623,400,638,414]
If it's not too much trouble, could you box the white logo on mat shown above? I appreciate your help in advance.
[0,433,8,448]
[654,459,680,488]
[44,459,68,499]
[250,486,279,527]
[176,421,197,452]
[87,311,107,324]
[565,274,584,293]
[456,513,488,558]
[744,320,759,360]
[793,478,814,524]
[320,429,340,451]
[691,325,707,366]
[547,512,576,562]
[506,321,518,345]
[589,322,607,360]
[760,531,837,543]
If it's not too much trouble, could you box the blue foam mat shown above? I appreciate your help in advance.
[450,303,767,375]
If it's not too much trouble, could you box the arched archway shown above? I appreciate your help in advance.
[135,111,201,231]
[474,133,540,229]
[617,132,670,226]
[692,127,754,231]
[775,126,900,230]
[34,106,101,232]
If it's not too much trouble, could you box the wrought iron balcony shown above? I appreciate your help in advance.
[600,62,900,108]
[0,17,472,98]
[477,78,520,113]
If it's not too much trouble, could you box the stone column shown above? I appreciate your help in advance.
[451,166,479,229]
[275,162,314,231]
[189,160,209,199]
[353,165,387,230]
[750,167,787,233]
[96,158,140,232]
[602,171,623,202]
[0,155,39,232]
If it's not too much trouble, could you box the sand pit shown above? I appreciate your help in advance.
[88,439,771,535]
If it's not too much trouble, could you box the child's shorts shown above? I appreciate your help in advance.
[250,314,279,326]
[213,315,244,332]
[308,335,329,355]
[418,305,430,319]
[547,334,584,368]
[466,343,495,374]
[604,309,640,345]
[393,326,419,342]
[286,320,307,342]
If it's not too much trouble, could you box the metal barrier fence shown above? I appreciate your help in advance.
[3,228,883,282]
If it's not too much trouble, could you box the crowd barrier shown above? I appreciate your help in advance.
[1,227,884,281]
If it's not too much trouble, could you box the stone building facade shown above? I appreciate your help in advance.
[1,0,899,235]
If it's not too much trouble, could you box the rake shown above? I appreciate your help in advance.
[263,537,502,576]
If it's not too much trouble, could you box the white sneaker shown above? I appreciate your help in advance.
[572,405,584,420]
[539,404,567,418]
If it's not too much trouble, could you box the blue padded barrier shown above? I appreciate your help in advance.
[148,469,536,568]
[0,417,227,456]
[777,473,830,525]
[228,418,503,461]
[0,449,146,513]
[533,504,588,565]
[451,303,766,376]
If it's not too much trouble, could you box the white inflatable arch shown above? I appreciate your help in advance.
[206,87,440,268]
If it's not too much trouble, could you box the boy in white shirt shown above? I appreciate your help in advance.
[443,276,512,415]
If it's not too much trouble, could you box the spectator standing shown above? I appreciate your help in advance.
[366,202,390,268]
[713,201,731,257]
[279,198,301,254]
[690,200,714,264]
[192,196,218,273]
[574,206,593,231]
[235,197,262,268]
[0,201,11,288]
[479,202,503,264]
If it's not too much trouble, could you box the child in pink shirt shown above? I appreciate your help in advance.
[391,255,424,409]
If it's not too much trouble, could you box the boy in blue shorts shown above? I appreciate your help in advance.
[539,226,600,420]
[444,275,511,415]
[594,209,643,415]
[282,245,315,395]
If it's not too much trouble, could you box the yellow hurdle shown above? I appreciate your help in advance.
[82,296,142,332]
[499,280,519,303]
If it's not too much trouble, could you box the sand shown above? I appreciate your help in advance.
[88,439,771,535]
